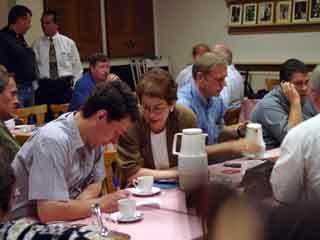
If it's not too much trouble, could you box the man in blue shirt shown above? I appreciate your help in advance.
[178,52,260,160]
[69,53,119,111]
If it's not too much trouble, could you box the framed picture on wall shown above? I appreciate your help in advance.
[293,0,308,22]
[258,2,274,24]
[229,4,242,25]
[243,3,257,25]
[309,0,320,21]
[276,1,292,23]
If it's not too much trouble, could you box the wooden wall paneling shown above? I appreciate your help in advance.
[106,0,155,57]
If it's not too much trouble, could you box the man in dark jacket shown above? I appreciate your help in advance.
[0,5,38,107]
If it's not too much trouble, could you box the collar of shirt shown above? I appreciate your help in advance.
[45,32,60,42]
[191,80,214,110]
[62,112,85,150]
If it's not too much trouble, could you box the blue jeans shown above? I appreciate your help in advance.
[17,84,34,107]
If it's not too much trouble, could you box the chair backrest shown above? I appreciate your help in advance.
[15,104,48,125]
[102,149,118,193]
[239,98,260,122]
[224,107,241,126]
[265,78,280,91]
[50,103,70,119]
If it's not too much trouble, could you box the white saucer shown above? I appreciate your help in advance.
[110,210,144,223]
[131,187,161,197]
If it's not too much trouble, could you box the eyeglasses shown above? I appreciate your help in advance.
[291,80,309,88]
[139,104,169,114]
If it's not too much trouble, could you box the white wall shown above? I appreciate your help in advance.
[0,1,9,28]
[154,0,320,78]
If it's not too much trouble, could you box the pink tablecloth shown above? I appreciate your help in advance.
[71,205,202,240]
[70,149,280,239]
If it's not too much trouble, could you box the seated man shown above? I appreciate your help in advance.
[0,145,120,239]
[69,53,119,111]
[213,43,244,109]
[175,43,210,89]
[270,114,320,204]
[251,58,318,149]
[10,80,139,222]
[178,52,260,161]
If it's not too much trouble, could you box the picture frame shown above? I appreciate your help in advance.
[309,0,320,22]
[258,2,274,24]
[229,4,242,25]
[276,1,292,24]
[293,0,308,23]
[243,3,257,25]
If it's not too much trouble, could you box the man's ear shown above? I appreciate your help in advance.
[196,72,204,82]
[96,110,108,121]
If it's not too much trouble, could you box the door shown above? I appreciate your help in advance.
[106,0,155,57]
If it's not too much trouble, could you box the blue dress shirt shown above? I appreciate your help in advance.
[177,82,225,144]
[69,71,96,111]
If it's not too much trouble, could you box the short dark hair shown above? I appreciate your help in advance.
[280,58,308,82]
[136,68,177,105]
[81,80,139,122]
[0,146,15,214]
[89,53,109,68]
[8,5,32,25]
[42,10,59,24]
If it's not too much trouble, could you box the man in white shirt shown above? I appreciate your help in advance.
[33,10,82,106]
[213,44,244,109]
[270,114,320,204]
[175,43,210,89]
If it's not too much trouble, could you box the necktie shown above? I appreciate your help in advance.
[49,37,59,80]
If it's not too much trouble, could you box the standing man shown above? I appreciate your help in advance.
[69,53,119,111]
[33,10,82,106]
[251,58,318,149]
[10,80,139,222]
[213,44,244,109]
[175,43,211,89]
[0,5,38,107]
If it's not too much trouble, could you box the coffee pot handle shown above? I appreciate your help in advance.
[172,133,183,155]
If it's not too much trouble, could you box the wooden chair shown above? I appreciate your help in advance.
[265,78,280,91]
[14,104,48,125]
[102,149,118,194]
[224,107,241,126]
[50,103,70,119]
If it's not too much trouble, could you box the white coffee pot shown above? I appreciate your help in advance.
[244,123,266,158]
[172,128,208,191]
[172,128,207,156]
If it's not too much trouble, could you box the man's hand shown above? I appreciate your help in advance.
[281,82,300,105]
[106,73,120,81]
[234,139,262,154]
[237,121,250,138]
[99,190,130,213]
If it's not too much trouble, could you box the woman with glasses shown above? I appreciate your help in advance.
[117,68,197,182]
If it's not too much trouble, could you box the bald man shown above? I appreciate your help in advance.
[213,44,244,109]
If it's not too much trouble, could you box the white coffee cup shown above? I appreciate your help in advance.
[118,198,136,219]
[134,176,154,193]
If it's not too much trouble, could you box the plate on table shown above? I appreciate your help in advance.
[110,211,144,223]
[130,187,161,197]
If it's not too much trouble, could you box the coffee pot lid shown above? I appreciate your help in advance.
[182,128,203,135]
